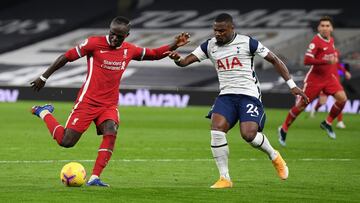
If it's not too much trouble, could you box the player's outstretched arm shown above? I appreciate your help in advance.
[169,32,191,50]
[30,54,69,92]
[167,51,199,67]
[140,32,190,61]
[264,52,309,104]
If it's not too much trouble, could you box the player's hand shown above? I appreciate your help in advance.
[290,87,309,104]
[165,51,181,61]
[174,32,190,48]
[327,55,338,64]
[30,77,46,92]
[345,71,351,80]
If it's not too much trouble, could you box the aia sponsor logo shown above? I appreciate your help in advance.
[216,57,242,70]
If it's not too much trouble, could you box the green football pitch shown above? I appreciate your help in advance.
[0,101,359,202]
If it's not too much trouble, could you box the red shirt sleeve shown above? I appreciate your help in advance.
[132,45,171,61]
[64,37,96,61]
[304,55,328,65]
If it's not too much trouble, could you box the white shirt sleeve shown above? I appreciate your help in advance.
[191,39,210,61]
[192,46,208,61]
[255,41,270,58]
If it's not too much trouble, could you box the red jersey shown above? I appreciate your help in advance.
[303,33,337,83]
[65,36,170,106]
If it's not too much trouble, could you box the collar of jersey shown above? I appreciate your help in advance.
[317,33,330,43]
[224,33,237,46]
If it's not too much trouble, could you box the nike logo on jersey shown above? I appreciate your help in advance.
[100,50,109,53]
[323,47,328,51]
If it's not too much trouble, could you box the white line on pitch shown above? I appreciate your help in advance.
[0,158,354,164]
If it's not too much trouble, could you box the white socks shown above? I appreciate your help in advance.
[250,132,277,160]
[39,110,51,120]
[88,175,99,182]
[210,130,230,180]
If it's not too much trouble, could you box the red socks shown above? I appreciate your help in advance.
[282,106,302,132]
[92,134,116,177]
[43,114,64,145]
[337,113,343,122]
[326,101,345,124]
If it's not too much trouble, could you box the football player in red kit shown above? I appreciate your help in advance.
[30,16,190,186]
[278,16,348,146]
[310,49,352,129]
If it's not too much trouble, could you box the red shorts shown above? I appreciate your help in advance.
[65,102,119,134]
[303,75,343,102]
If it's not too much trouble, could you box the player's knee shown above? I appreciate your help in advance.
[60,136,76,148]
[240,128,257,142]
[102,120,118,135]
[211,123,229,133]
[338,96,347,103]
[103,128,117,136]
[60,140,76,148]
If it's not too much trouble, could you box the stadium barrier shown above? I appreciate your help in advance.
[0,86,359,114]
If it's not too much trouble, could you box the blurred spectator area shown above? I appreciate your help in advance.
[0,0,359,93]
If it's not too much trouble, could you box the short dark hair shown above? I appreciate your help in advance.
[215,13,233,24]
[111,16,131,26]
[319,16,333,26]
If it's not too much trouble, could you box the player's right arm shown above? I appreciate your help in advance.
[167,39,209,67]
[30,54,69,92]
[30,38,94,92]
[304,38,337,65]
[167,52,199,67]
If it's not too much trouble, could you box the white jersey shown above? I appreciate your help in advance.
[192,33,270,99]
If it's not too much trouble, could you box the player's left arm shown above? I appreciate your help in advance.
[136,32,190,61]
[264,52,309,104]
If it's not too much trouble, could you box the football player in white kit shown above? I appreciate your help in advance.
[167,13,309,188]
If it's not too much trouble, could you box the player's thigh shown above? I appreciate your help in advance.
[324,78,347,103]
[95,106,119,135]
[302,82,323,106]
[238,95,266,134]
[207,95,238,132]
[65,105,96,134]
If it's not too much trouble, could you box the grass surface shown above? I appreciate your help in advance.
[0,101,359,202]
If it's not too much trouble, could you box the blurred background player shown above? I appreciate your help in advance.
[279,16,348,146]
[167,13,308,188]
[30,16,190,187]
[310,50,351,129]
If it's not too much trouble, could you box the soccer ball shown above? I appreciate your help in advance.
[60,162,86,187]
